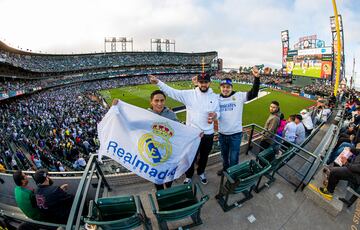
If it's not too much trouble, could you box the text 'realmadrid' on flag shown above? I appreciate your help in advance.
[97,101,202,184]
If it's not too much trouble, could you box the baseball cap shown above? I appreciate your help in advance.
[300,109,308,114]
[197,72,211,82]
[220,78,233,86]
[33,169,48,185]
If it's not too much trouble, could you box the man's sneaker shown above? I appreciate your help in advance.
[199,173,208,185]
[217,170,224,176]
[183,178,192,184]
[319,187,333,199]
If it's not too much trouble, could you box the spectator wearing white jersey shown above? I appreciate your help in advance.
[149,73,220,185]
[215,66,266,175]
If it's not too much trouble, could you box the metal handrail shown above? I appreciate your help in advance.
[66,154,111,230]
[242,123,320,192]
[243,123,317,158]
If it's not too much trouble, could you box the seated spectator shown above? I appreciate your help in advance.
[295,115,306,145]
[33,155,42,169]
[55,161,65,172]
[11,157,18,170]
[334,124,357,149]
[13,170,43,220]
[300,109,314,136]
[73,155,86,169]
[352,107,360,127]
[326,141,357,165]
[320,154,360,198]
[33,169,74,224]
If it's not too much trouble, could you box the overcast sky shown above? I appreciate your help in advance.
[0,0,359,82]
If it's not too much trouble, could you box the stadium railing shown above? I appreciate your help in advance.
[243,123,319,192]
[66,153,111,230]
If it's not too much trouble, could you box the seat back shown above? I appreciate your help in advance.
[150,183,209,223]
[226,160,270,193]
[96,195,137,221]
[85,196,145,230]
[258,147,277,166]
[156,184,197,211]
[258,147,295,170]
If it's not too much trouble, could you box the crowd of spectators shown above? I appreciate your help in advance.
[0,66,203,96]
[0,74,192,172]
[216,72,292,86]
[302,80,334,96]
[0,50,217,73]
[319,91,360,200]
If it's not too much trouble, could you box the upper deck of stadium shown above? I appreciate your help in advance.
[0,41,217,74]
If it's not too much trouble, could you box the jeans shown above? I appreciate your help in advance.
[219,132,242,170]
[327,142,354,165]
[185,134,214,178]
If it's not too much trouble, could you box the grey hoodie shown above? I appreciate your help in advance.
[148,107,178,122]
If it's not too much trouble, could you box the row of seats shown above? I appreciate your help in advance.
[82,146,296,229]
[84,183,208,230]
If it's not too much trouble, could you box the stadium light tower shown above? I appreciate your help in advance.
[150,38,175,52]
[104,37,133,52]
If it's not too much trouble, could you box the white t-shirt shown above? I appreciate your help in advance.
[283,122,297,143]
[301,112,314,130]
[158,81,220,134]
[218,92,247,135]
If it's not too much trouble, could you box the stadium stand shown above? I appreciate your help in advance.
[1,41,360,229]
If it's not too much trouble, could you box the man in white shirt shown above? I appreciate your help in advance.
[148,73,220,185]
[216,66,265,175]
[300,109,314,136]
[315,106,331,124]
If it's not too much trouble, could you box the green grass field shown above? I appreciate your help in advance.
[100,81,316,126]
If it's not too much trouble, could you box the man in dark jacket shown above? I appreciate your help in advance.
[260,101,281,149]
[34,169,74,224]
[320,154,360,198]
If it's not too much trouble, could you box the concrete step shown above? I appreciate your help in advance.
[304,166,344,216]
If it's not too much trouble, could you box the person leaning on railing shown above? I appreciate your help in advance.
[13,170,44,221]
[33,169,74,224]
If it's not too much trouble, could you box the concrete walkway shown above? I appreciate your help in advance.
[108,158,358,230]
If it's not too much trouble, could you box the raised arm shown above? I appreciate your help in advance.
[148,75,190,105]
[246,66,266,101]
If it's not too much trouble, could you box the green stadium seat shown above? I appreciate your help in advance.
[148,183,209,230]
[215,159,271,212]
[83,195,152,230]
[256,147,296,191]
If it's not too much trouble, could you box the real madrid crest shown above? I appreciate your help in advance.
[138,122,174,166]
[232,96,236,101]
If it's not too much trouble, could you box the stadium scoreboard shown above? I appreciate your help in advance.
[284,35,333,79]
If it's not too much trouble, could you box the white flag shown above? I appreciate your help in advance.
[98,101,201,184]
